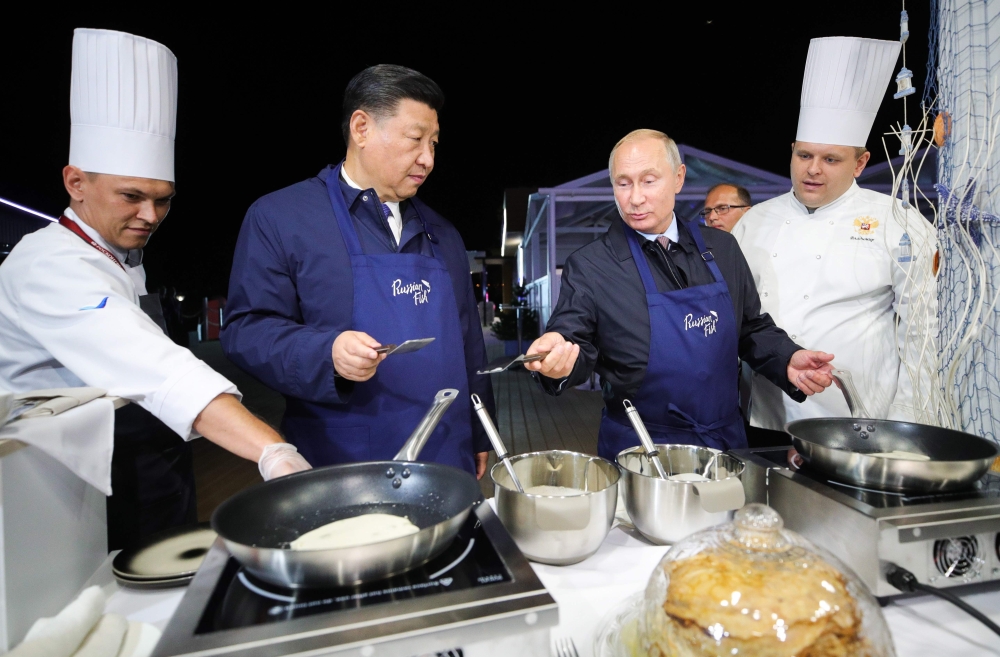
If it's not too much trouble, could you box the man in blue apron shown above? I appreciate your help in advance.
[222,65,494,477]
[526,130,836,461]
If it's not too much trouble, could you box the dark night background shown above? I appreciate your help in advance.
[0,4,929,305]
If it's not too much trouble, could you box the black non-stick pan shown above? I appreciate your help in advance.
[212,389,483,588]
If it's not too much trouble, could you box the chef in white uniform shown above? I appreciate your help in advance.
[734,37,937,436]
[0,28,310,550]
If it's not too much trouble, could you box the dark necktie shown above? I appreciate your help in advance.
[382,203,398,246]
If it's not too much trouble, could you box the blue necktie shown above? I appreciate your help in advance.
[382,202,399,246]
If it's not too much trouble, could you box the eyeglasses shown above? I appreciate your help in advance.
[698,204,749,218]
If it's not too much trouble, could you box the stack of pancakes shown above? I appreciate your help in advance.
[647,550,872,656]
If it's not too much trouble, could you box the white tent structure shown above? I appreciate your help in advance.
[515,144,792,326]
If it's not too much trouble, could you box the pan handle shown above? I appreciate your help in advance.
[394,389,460,461]
[832,368,871,419]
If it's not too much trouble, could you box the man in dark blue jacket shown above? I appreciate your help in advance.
[222,65,494,478]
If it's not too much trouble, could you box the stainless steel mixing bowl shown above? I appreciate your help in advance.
[617,444,745,545]
[492,450,619,565]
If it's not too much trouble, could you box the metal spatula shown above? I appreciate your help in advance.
[476,352,550,375]
[471,394,524,492]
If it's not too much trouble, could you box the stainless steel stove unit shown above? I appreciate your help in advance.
[734,448,1000,600]
[153,502,557,657]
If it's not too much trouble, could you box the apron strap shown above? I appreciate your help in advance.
[326,163,365,256]
[656,403,743,451]
[682,220,726,286]
[622,218,727,293]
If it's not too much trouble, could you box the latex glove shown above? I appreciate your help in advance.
[258,443,312,481]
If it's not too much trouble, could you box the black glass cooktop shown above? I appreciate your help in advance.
[754,447,1000,509]
[194,512,511,633]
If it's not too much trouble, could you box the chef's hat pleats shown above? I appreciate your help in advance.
[796,37,901,148]
[69,28,178,182]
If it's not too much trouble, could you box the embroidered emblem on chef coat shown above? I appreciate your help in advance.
[392,279,431,305]
[850,217,880,243]
[684,311,718,336]
[853,217,880,235]
[79,297,109,311]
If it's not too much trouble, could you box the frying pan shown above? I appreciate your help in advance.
[786,370,999,494]
[211,389,483,588]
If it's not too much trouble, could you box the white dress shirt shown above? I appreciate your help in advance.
[341,167,402,245]
[0,209,239,439]
[637,213,681,244]
[733,182,937,428]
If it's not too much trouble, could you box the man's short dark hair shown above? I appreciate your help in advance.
[707,182,752,207]
[341,65,445,145]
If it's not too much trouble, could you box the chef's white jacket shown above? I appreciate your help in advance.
[0,209,239,439]
[733,182,937,429]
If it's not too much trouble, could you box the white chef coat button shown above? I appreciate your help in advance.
[791,334,797,339]
[829,221,834,225]
[786,220,791,224]
[362,195,369,202]
[525,612,539,625]
[763,292,768,297]
[816,255,822,259]
[804,295,810,300]
[360,646,375,657]
[772,253,777,257]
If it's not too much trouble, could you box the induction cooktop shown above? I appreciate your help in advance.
[153,501,557,657]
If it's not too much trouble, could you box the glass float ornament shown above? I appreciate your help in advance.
[894,67,915,99]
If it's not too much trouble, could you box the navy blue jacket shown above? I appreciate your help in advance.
[221,165,494,453]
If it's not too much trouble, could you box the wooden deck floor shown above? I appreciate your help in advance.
[190,331,605,520]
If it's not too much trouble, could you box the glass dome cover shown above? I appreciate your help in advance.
[640,504,895,656]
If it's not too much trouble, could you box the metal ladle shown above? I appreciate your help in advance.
[700,452,720,479]
[471,394,524,492]
[623,400,668,479]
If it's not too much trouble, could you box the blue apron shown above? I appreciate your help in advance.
[597,220,747,461]
[280,164,475,474]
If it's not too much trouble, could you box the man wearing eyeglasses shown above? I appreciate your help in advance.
[700,184,752,232]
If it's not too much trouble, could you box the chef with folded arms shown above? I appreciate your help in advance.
[0,28,310,551]
[733,37,936,442]
[525,129,837,460]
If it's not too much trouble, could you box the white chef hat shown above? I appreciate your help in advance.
[69,28,178,182]
[796,37,901,147]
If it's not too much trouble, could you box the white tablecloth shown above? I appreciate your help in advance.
[94,522,1000,656]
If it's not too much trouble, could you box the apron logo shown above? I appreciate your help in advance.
[392,279,432,305]
[684,311,718,336]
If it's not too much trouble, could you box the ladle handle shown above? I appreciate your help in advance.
[832,368,871,420]
[472,394,524,493]
[623,399,668,479]
[395,389,459,461]
[472,394,508,459]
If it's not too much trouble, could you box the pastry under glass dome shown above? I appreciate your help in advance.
[638,503,894,657]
